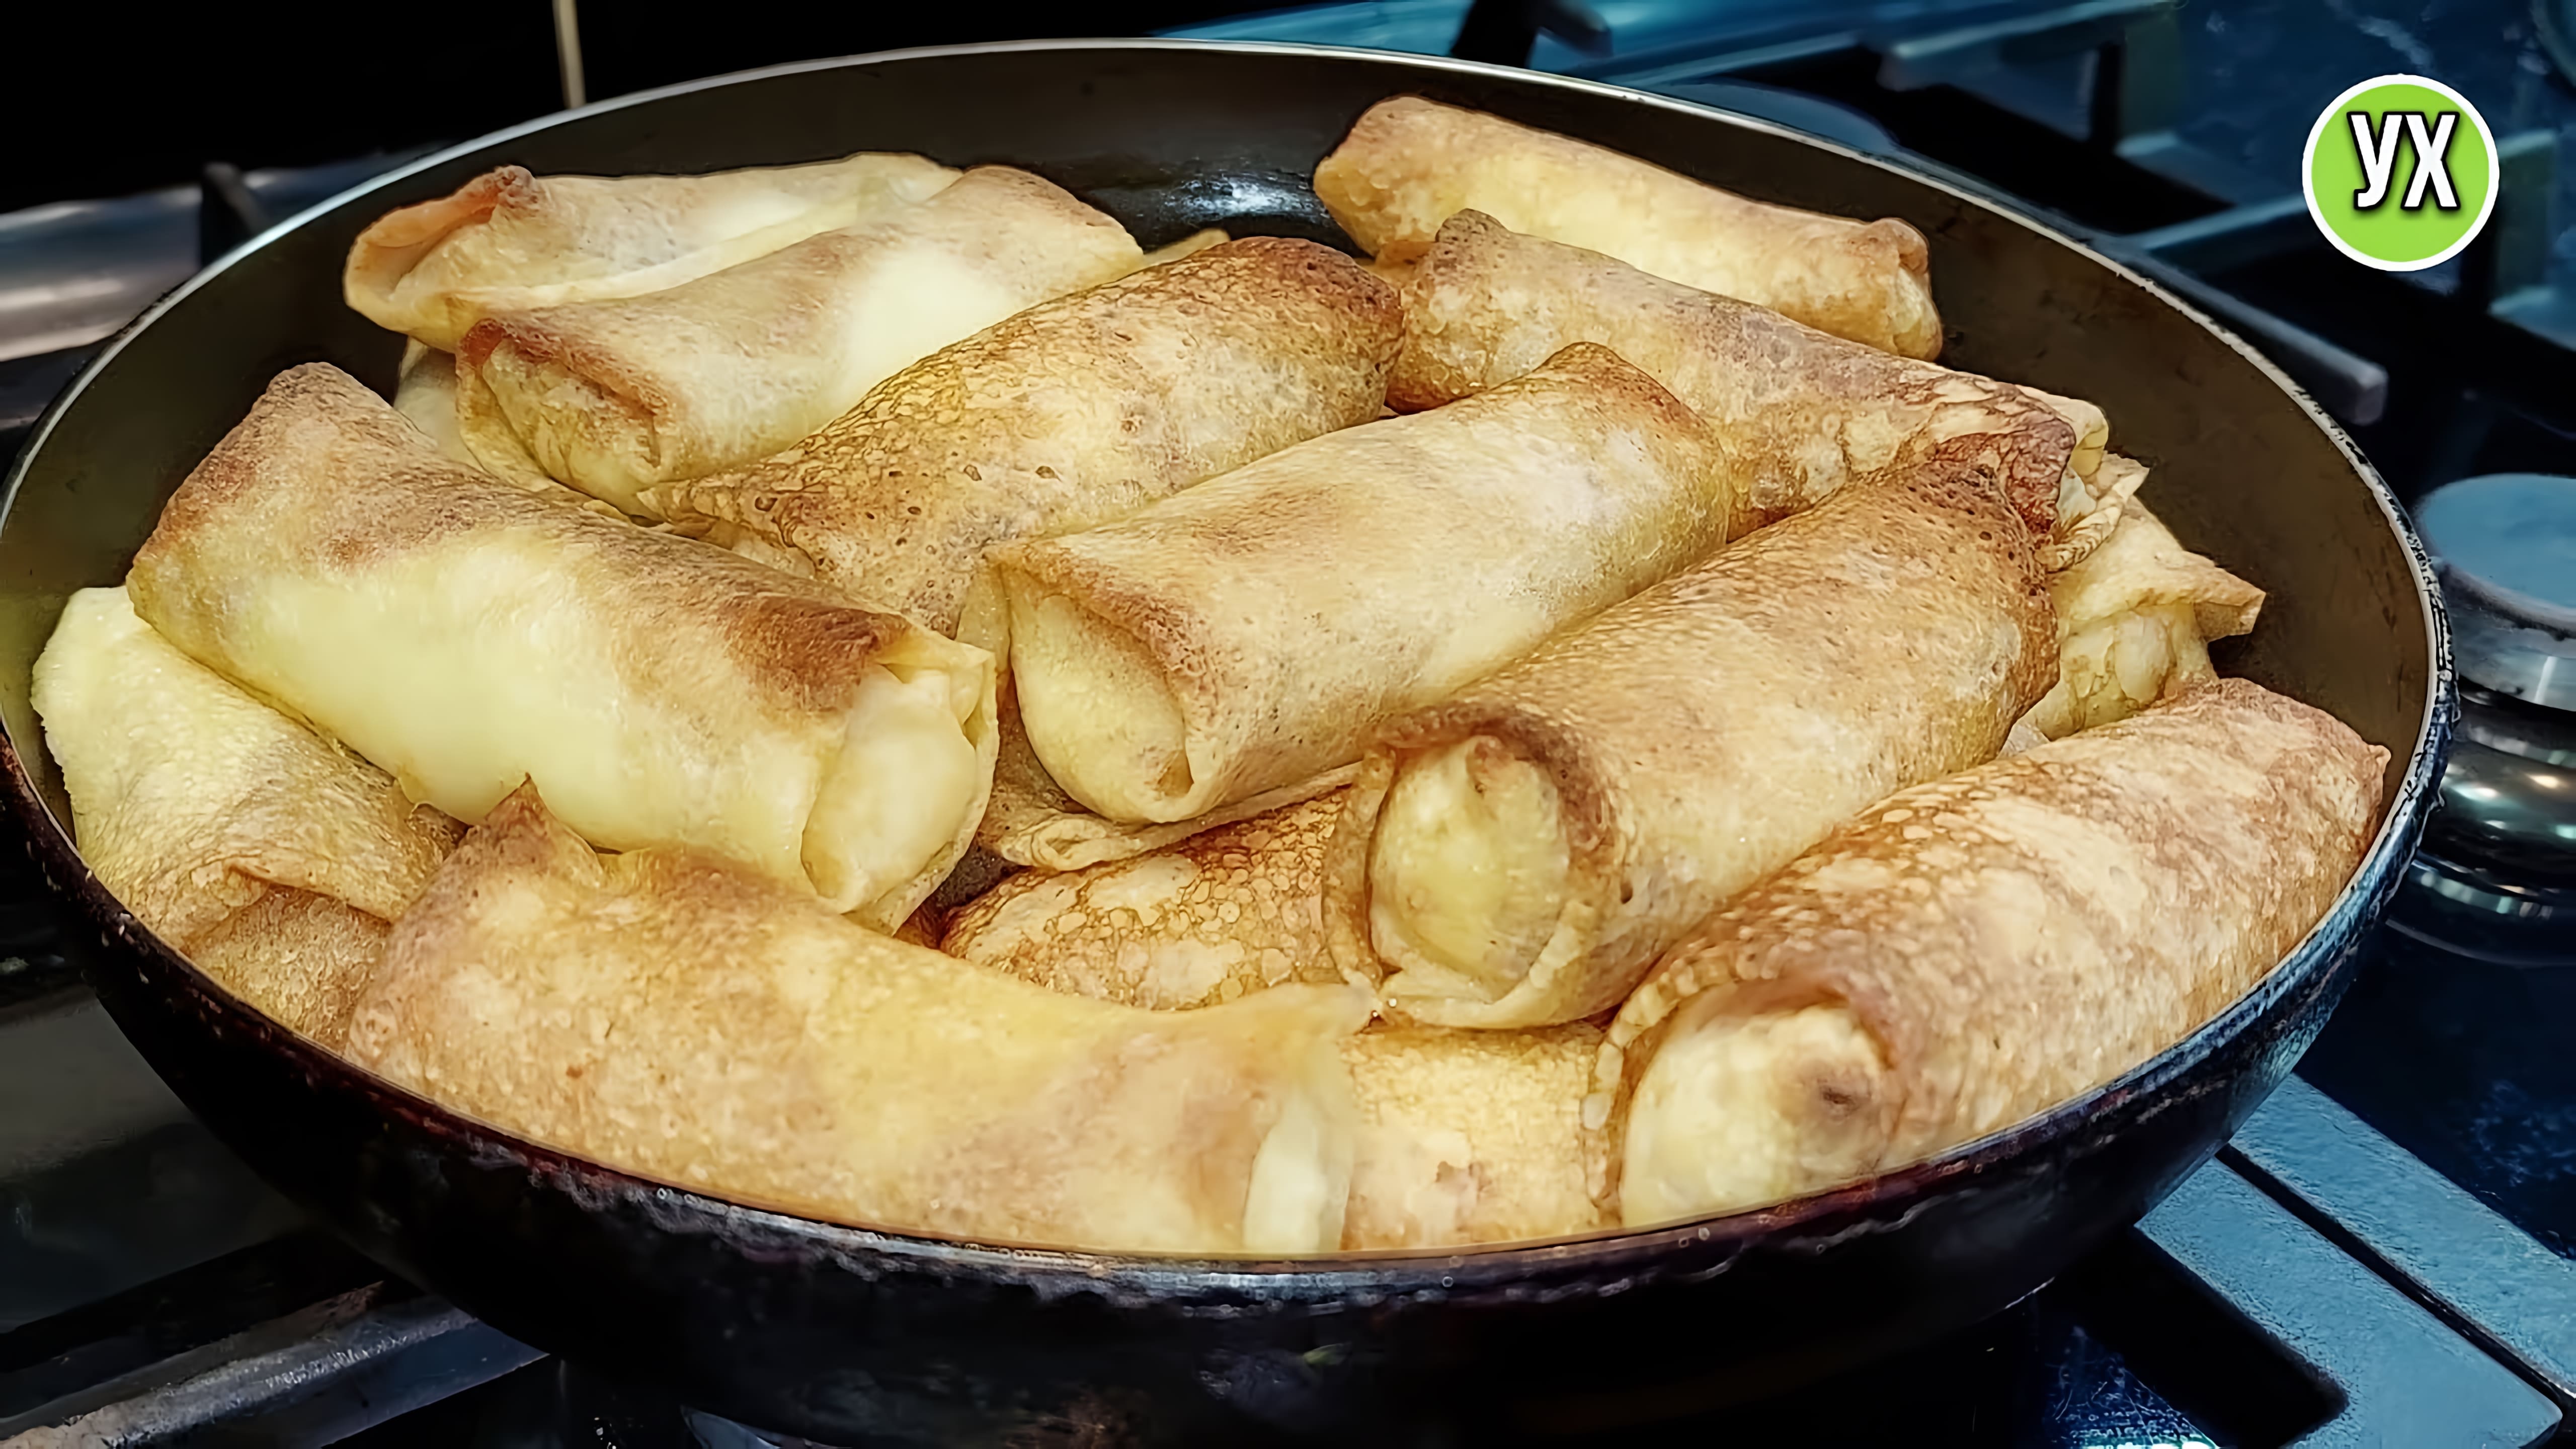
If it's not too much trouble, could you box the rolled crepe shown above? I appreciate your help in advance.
[1343,1023,1606,1249]
[1313,97,1941,358]
[650,237,1405,632]
[394,342,621,518]
[345,153,960,350]
[454,167,1142,515]
[31,587,459,1046]
[125,364,996,931]
[1387,212,2108,550]
[347,786,1369,1255]
[981,343,1737,827]
[2021,481,2264,739]
[392,343,473,464]
[974,678,1357,870]
[1595,679,2386,1227]
[1325,458,2056,1029]
[943,791,1350,1009]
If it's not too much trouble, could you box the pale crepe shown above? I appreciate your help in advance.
[391,342,474,464]
[944,791,1351,1010]
[32,587,459,1046]
[393,342,621,518]
[345,152,959,349]
[455,168,1142,514]
[1343,1023,1606,1250]
[126,364,995,931]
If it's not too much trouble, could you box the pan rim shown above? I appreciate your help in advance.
[0,37,2453,1294]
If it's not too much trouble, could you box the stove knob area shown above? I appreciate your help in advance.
[2404,473,2576,951]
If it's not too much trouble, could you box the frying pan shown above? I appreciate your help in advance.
[0,39,2450,1445]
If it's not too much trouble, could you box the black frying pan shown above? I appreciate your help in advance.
[0,39,2450,1446]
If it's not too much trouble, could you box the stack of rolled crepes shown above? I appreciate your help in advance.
[36,113,2388,1258]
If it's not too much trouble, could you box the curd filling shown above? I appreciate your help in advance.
[1620,1002,1887,1227]
[803,662,983,919]
[1242,1086,1346,1254]
[1367,736,1569,1001]
[1006,586,1195,823]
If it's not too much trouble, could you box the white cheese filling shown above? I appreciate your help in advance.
[803,663,982,917]
[1366,737,1569,1001]
[1006,587,1195,823]
[1620,1002,1883,1227]
[1241,1086,1346,1254]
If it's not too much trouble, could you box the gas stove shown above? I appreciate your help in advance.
[6,2,2576,1443]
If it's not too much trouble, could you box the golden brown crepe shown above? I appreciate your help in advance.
[347,786,1370,1255]
[649,237,1404,633]
[1387,212,2109,544]
[454,168,1142,514]
[974,679,1359,870]
[978,343,1738,829]
[393,342,623,518]
[1325,458,2056,1029]
[125,364,995,931]
[1314,98,1941,358]
[1594,679,2386,1227]
[345,153,961,350]
[2021,478,2265,739]
[1343,1023,1606,1249]
[31,587,459,1046]
[943,791,1350,1009]
[2024,383,2110,483]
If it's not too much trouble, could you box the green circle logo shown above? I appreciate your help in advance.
[2304,73,2500,271]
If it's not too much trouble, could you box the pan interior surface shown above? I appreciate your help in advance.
[0,40,2440,1290]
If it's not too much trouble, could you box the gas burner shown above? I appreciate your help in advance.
[2406,473,2576,949]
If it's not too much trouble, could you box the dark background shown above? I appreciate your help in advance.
[1,2,1289,213]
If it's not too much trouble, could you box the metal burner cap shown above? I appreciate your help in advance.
[2417,473,2576,709]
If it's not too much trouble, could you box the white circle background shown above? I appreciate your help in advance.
[2300,72,2504,274]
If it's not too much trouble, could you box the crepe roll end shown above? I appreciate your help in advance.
[1619,997,1891,1227]
[456,322,666,516]
[1857,218,1943,359]
[804,646,996,930]
[1365,736,1574,1020]
[1232,985,1374,1253]
[1002,584,1197,824]
[2021,385,2110,481]
[345,167,527,347]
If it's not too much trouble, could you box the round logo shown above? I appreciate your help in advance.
[2302,73,2500,272]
